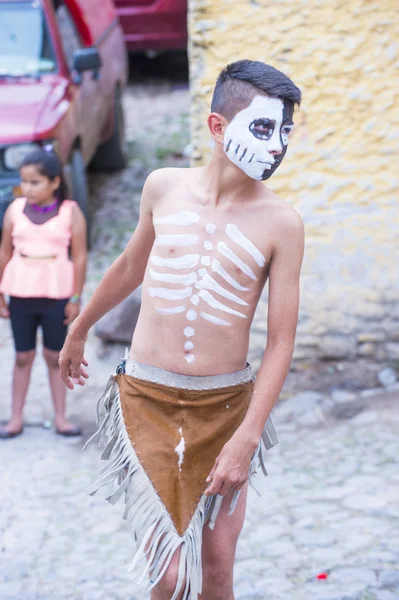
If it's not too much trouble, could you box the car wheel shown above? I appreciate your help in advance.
[70,149,89,219]
[69,148,90,245]
[90,89,127,171]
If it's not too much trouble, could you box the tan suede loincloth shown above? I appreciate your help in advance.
[85,359,278,599]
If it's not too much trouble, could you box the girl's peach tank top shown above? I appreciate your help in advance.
[0,198,75,299]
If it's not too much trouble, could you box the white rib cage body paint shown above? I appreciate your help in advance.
[150,212,266,364]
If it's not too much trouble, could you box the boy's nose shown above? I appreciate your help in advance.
[267,131,283,155]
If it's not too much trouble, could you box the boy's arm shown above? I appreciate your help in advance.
[205,209,304,497]
[59,172,159,388]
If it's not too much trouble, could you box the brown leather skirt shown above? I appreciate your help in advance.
[85,360,278,599]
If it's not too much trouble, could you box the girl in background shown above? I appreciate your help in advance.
[0,148,87,438]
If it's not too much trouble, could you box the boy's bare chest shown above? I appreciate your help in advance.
[149,204,272,299]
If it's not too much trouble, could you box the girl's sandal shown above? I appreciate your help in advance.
[55,426,82,437]
[0,427,24,439]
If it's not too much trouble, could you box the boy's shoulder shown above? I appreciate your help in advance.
[145,167,188,191]
[259,186,304,237]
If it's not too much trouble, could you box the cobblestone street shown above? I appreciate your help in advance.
[1,64,399,600]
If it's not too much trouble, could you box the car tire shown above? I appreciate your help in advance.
[90,89,127,171]
[70,149,89,219]
[69,149,90,245]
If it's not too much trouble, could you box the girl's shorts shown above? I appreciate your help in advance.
[9,296,69,353]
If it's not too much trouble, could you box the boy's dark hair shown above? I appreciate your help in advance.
[20,147,68,202]
[211,59,301,121]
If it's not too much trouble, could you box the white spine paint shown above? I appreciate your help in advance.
[154,211,199,226]
[184,341,194,351]
[195,274,248,306]
[198,290,247,319]
[225,224,265,267]
[198,268,208,277]
[204,241,213,251]
[149,287,192,300]
[211,260,249,291]
[201,256,211,266]
[186,309,197,321]
[151,254,200,269]
[185,353,195,364]
[184,327,195,337]
[206,223,217,234]
[190,294,200,306]
[218,242,257,281]
[155,234,199,247]
[200,311,231,326]
[156,306,186,315]
[150,269,197,285]
[174,427,186,471]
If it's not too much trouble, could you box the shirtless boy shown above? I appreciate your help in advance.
[60,59,304,600]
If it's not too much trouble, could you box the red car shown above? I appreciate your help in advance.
[115,0,187,52]
[0,0,128,225]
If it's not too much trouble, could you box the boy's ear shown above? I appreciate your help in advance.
[207,112,228,144]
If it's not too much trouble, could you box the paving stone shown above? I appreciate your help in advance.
[378,569,399,587]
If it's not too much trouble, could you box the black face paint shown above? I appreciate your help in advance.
[224,96,295,181]
[261,100,294,181]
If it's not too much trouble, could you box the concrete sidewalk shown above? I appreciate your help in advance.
[1,315,399,600]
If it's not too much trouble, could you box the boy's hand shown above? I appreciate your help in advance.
[59,329,89,390]
[204,430,258,497]
[63,301,80,325]
[0,295,9,319]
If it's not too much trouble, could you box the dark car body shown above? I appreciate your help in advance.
[0,0,128,224]
[115,0,187,52]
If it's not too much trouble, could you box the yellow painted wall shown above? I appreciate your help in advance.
[188,0,399,362]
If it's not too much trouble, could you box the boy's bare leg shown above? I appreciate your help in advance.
[150,550,182,600]
[150,485,248,600]
[1,350,35,434]
[201,484,248,600]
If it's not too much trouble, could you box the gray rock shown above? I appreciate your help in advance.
[276,390,325,420]
[379,569,399,588]
[319,334,357,360]
[373,591,397,600]
[331,389,358,403]
[94,287,142,344]
[377,367,398,389]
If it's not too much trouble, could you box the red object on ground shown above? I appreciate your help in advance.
[114,0,187,52]
[317,573,328,580]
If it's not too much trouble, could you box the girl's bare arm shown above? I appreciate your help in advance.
[0,207,14,317]
[70,203,88,297]
[63,203,88,325]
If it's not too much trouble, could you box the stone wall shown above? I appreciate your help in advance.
[188,0,399,362]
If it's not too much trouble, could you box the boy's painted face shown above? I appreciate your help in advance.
[223,95,294,181]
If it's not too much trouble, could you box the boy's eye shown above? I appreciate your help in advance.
[249,119,274,141]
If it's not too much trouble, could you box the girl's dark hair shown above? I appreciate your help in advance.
[20,147,68,202]
[211,59,302,121]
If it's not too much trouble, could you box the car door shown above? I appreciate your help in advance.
[54,1,102,163]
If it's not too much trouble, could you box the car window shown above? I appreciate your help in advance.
[55,3,82,71]
[0,1,56,77]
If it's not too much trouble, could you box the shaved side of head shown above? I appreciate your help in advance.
[211,60,301,121]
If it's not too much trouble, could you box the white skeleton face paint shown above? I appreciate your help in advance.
[223,96,294,181]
